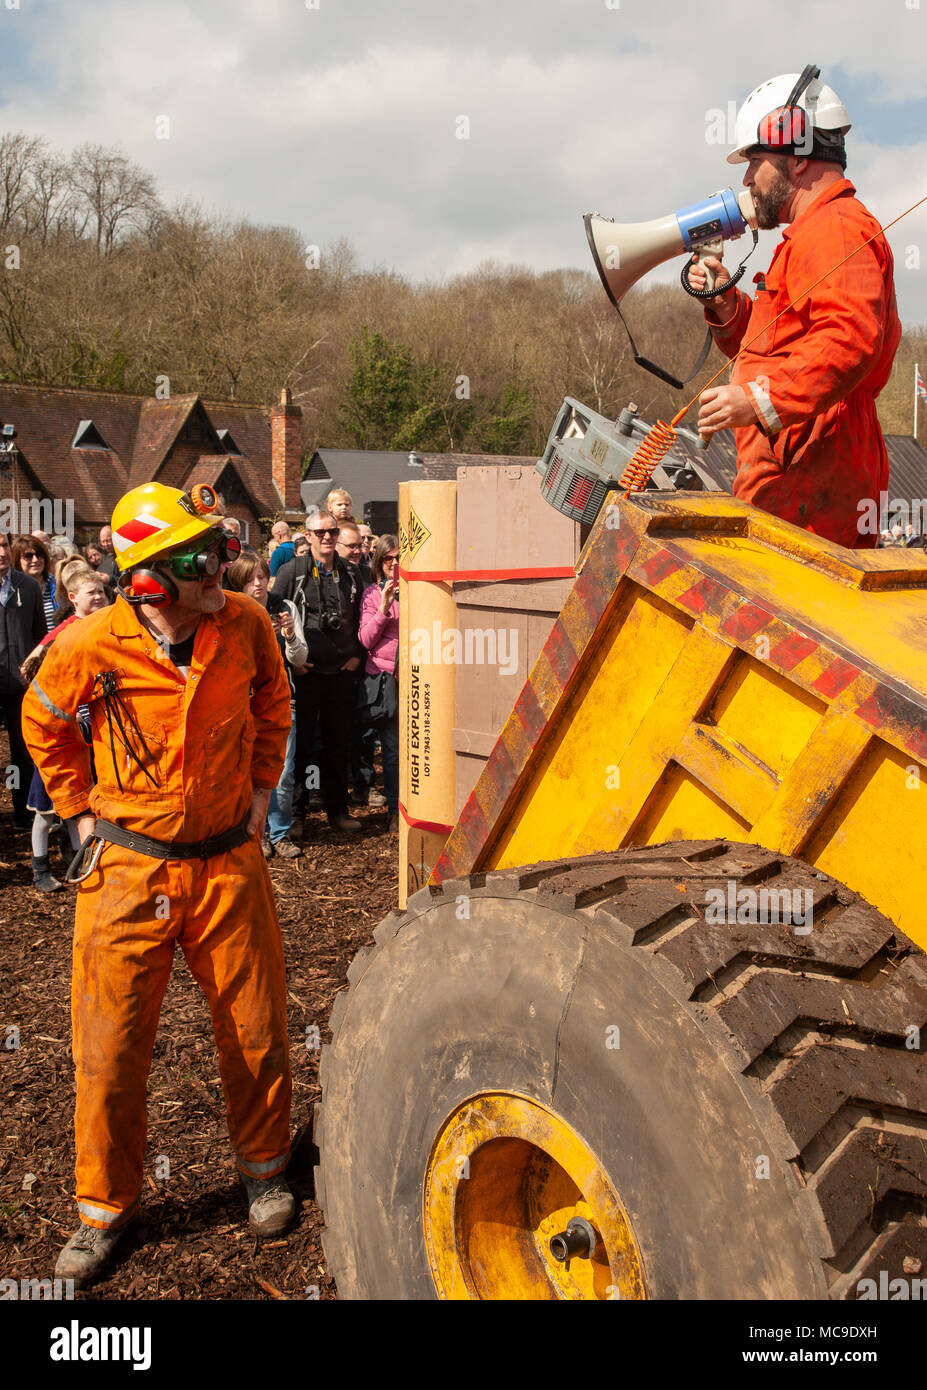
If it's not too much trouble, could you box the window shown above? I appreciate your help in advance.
[216,428,241,455]
[71,420,111,450]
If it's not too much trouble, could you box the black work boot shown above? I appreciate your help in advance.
[32,855,63,893]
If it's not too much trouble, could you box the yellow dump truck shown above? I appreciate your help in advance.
[315,405,927,1300]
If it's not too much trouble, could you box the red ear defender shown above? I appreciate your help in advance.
[757,103,808,149]
[119,568,178,606]
[755,64,819,156]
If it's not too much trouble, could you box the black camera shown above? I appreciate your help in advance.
[320,611,342,633]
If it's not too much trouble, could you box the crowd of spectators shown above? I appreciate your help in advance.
[1,489,398,875]
[878,521,926,548]
[226,489,399,859]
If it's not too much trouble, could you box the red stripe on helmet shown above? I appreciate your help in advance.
[117,517,164,544]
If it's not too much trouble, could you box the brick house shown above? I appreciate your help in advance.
[0,383,305,544]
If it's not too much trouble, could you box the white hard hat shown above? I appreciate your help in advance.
[728,70,851,165]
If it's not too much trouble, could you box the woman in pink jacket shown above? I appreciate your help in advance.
[358,535,400,831]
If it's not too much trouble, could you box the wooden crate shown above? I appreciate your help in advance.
[452,465,580,814]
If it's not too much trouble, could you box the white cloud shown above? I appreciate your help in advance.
[0,0,923,322]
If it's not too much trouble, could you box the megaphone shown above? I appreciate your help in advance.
[585,187,758,308]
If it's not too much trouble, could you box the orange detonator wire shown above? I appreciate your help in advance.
[618,191,927,497]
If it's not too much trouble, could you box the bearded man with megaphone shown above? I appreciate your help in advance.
[690,65,901,549]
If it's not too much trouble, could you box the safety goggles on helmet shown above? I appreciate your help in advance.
[162,528,240,580]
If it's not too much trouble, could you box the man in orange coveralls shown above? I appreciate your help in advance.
[21,481,294,1288]
[690,67,902,549]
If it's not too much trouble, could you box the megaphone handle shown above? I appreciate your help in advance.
[695,251,715,450]
[696,247,717,294]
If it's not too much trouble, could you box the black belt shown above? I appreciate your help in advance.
[92,814,251,862]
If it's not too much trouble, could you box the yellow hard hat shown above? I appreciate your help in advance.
[111,482,220,571]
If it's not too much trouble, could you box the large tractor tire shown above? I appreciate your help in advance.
[316,841,927,1299]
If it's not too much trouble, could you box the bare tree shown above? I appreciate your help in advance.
[22,150,75,244]
[0,132,45,229]
[67,144,159,254]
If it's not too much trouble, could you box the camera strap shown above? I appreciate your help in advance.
[293,555,355,627]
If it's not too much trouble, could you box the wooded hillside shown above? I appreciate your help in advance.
[1,132,923,454]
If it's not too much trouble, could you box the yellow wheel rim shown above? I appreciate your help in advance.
[423,1092,647,1300]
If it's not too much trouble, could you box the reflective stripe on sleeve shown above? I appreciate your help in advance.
[31,678,76,723]
[747,379,783,435]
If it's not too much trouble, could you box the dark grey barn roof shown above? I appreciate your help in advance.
[301,447,538,515]
[301,432,927,519]
[882,435,927,507]
[667,430,927,507]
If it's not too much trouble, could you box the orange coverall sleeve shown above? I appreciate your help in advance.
[758,237,889,430]
[21,633,95,819]
[706,230,890,433]
[705,287,753,352]
[248,606,293,791]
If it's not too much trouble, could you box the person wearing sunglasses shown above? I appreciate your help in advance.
[12,534,56,631]
[22,480,295,1288]
[689,65,901,551]
[273,510,365,833]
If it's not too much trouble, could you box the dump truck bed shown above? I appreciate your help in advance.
[432,492,927,946]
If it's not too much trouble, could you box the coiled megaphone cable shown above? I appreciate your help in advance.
[680,228,759,299]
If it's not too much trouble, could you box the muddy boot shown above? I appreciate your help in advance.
[241,1174,296,1237]
[55,1221,127,1289]
[32,855,62,893]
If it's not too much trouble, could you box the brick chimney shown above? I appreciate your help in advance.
[270,387,303,513]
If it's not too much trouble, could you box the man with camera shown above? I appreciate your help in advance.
[273,511,364,833]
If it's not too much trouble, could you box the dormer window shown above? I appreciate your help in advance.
[72,420,110,450]
[216,429,241,455]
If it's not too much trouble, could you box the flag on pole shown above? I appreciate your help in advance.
[917,365,927,402]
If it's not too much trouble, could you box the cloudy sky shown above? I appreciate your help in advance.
[1,0,925,323]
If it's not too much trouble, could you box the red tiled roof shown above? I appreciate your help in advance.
[0,383,140,524]
[0,383,281,528]
[128,394,199,487]
[203,401,277,516]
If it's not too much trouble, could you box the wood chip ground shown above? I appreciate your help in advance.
[0,729,397,1301]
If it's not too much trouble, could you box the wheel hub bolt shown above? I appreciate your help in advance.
[549,1216,598,1263]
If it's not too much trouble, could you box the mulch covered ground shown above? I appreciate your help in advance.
[0,737,398,1301]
